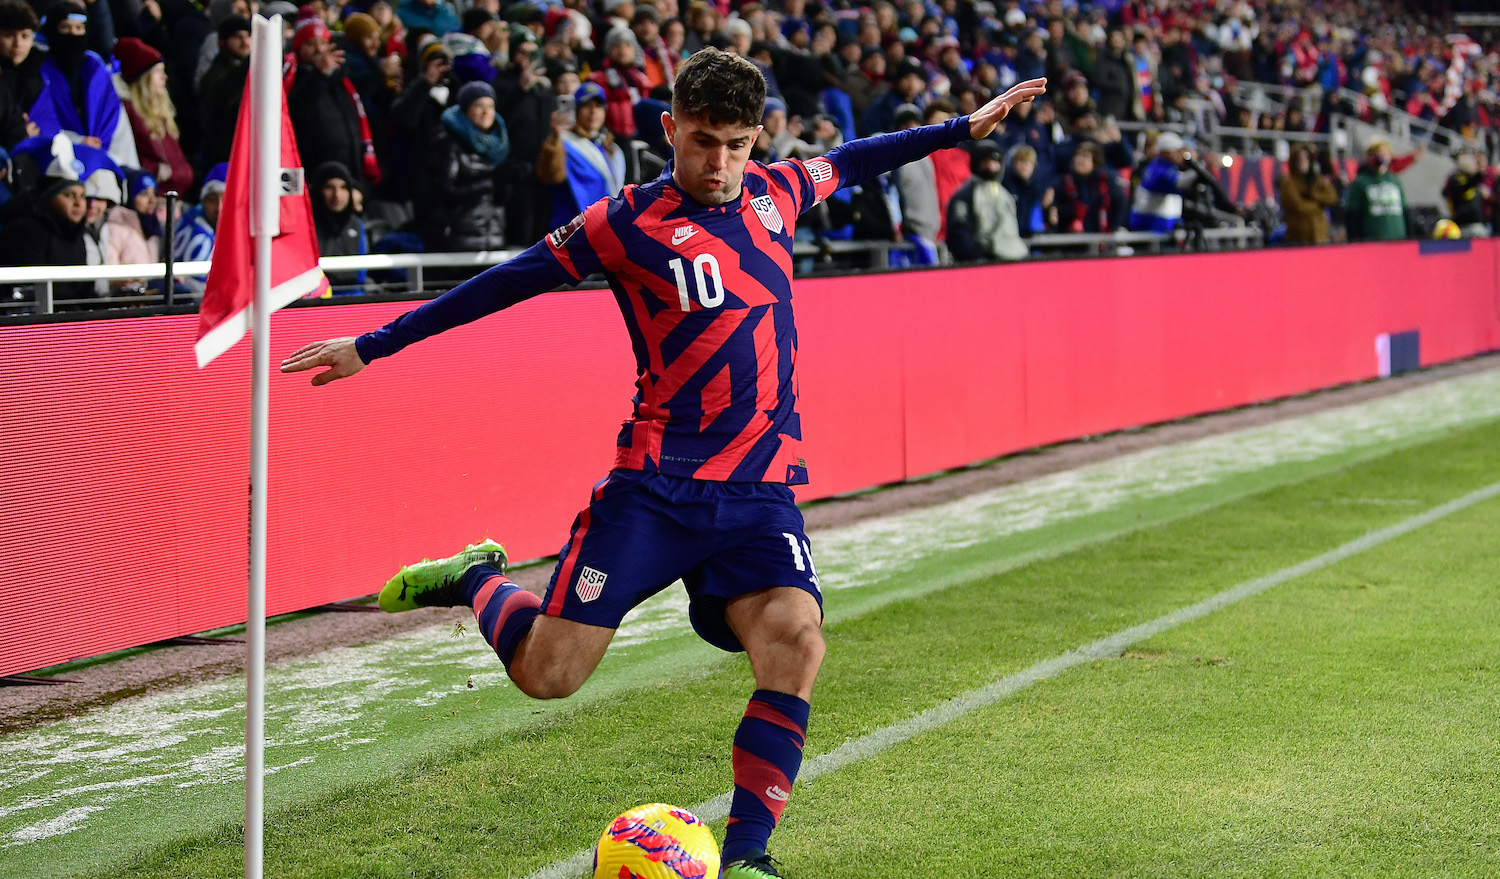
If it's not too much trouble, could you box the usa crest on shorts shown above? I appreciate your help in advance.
[575,565,608,603]
[750,195,785,235]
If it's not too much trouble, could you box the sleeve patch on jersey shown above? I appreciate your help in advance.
[548,212,587,249]
[805,158,835,184]
[750,195,785,234]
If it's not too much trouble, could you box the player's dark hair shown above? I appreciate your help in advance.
[672,48,766,129]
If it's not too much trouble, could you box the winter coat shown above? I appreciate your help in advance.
[125,102,195,196]
[0,197,93,302]
[396,0,460,36]
[1344,166,1406,242]
[428,126,505,251]
[105,205,158,265]
[287,64,365,185]
[198,51,248,168]
[1278,171,1337,244]
[947,177,1028,262]
[1093,49,1140,121]
[590,62,653,139]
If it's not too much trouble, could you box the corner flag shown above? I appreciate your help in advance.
[193,49,328,369]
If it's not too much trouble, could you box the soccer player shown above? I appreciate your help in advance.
[282,49,1045,878]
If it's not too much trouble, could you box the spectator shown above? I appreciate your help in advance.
[1127,131,1190,233]
[155,0,214,163]
[1278,143,1338,245]
[1056,142,1125,234]
[28,1,138,169]
[1344,140,1407,242]
[287,17,381,186]
[947,140,1027,262]
[311,160,368,285]
[1094,28,1141,122]
[753,96,817,162]
[1002,144,1052,237]
[0,0,40,150]
[924,101,969,243]
[495,29,556,246]
[106,168,161,266]
[390,40,451,218]
[538,80,624,227]
[459,6,504,56]
[890,103,938,264]
[0,136,90,301]
[80,156,123,294]
[1058,70,1094,126]
[340,12,398,164]
[194,0,249,90]
[198,14,250,170]
[862,56,925,136]
[172,161,225,292]
[116,37,195,197]
[427,80,507,251]
[1442,150,1490,238]
[589,27,650,138]
[843,47,887,119]
[1059,111,1132,174]
[632,5,674,92]
[397,0,458,38]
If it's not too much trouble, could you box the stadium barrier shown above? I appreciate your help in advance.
[3,240,1498,676]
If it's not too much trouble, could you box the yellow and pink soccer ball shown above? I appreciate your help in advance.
[593,803,719,879]
[1433,218,1462,239]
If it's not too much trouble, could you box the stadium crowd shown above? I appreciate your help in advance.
[0,0,1497,303]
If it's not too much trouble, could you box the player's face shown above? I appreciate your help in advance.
[663,112,761,206]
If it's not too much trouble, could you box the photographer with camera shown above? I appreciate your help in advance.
[1127,131,1193,233]
[1279,144,1338,245]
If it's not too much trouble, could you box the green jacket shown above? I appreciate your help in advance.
[1344,168,1407,241]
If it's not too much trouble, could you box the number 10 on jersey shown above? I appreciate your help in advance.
[669,255,725,311]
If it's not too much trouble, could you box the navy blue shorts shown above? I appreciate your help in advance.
[540,469,823,652]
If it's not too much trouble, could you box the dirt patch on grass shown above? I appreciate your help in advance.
[3,353,1496,734]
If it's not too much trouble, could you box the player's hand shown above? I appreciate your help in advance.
[280,337,365,386]
[967,78,1047,140]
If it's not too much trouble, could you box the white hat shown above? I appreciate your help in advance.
[1156,132,1186,152]
[1004,7,1026,26]
[83,167,122,204]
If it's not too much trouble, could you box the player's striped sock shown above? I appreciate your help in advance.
[722,689,811,864]
[465,566,540,669]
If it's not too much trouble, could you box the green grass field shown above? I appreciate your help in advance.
[5,369,1500,879]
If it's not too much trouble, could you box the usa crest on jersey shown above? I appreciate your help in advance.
[750,195,784,235]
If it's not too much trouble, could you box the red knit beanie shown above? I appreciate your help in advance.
[113,36,162,84]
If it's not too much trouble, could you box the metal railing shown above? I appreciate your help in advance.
[0,240,919,316]
[1029,226,1264,255]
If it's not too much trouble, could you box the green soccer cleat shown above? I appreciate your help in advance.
[377,539,508,613]
[720,854,783,878]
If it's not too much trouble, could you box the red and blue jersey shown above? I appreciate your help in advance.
[355,116,973,484]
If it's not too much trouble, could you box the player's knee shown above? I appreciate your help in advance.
[782,621,825,672]
[511,664,586,700]
[508,654,590,700]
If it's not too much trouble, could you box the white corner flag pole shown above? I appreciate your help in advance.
[245,14,282,879]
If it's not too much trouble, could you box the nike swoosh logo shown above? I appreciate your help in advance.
[672,229,698,245]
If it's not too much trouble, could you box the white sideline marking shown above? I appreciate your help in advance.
[522,478,1500,879]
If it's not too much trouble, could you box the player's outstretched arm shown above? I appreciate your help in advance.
[281,337,365,387]
[966,78,1049,140]
[279,240,578,387]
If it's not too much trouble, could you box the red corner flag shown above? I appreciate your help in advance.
[194,77,329,368]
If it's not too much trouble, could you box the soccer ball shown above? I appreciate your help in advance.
[1433,218,1462,239]
[593,803,720,879]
